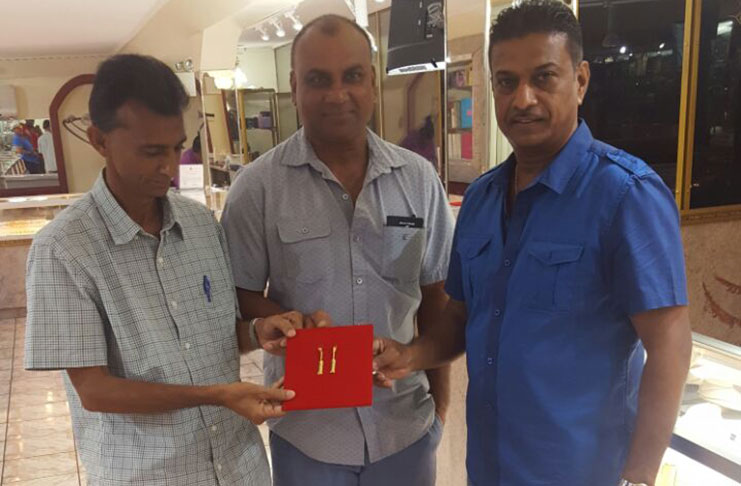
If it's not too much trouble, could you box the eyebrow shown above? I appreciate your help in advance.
[141,137,187,150]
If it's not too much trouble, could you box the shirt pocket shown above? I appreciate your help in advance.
[277,216,333,283]
[526,241,584,312]
[381,226,426,283]
[458,236,491,303]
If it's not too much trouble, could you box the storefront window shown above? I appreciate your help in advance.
[690,0,741,209]
[579,0,686,192]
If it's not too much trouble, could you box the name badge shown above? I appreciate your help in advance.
[386,215,424,229]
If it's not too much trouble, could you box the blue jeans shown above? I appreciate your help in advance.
[270,416,443,486]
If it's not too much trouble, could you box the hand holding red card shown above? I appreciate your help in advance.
[282,325,374,411]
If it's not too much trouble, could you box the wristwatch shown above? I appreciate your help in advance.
[618,480,649,486]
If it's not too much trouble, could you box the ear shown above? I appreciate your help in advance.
[87,125,108,158]
[290,70,298,106]
[576,60,591,106]
[370,65,378,102]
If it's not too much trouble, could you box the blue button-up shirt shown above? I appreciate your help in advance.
[446,122,687,486]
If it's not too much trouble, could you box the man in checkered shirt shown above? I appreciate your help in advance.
[24,54,302,485]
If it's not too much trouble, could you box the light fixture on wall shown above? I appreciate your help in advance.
[271,19,286,38]
[173,58,194,72]
[285,11,303,31]
[257,25,270,41]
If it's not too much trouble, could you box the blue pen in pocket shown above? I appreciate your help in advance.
[203,275,212,303]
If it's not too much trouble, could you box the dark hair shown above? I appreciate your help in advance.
[489,0,583,67]
[192,135,201,152]
[42,119,50,130]
[291,14,373,69]
[89,54,188,132]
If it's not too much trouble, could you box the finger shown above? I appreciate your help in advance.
[284,311,303,328]
[270,317,297,338]
[260,401,287,420]
[372,338,386,357]
[372,348,398,372]
[271,377,285,389]
[311,310,332,328]
[373,373,393,388]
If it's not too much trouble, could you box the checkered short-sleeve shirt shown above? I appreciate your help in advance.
[24,173,270,486]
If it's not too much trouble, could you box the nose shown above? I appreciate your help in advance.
[324,82,350,104]
[512,82,538,111]
[160,150,180,178]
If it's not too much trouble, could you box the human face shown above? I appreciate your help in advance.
[291,25,376,145]
[490,33,589,157]
[88,100,186,200]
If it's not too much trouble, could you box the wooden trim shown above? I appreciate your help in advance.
[676,0,702,210]
[681,205,741,225]
[0,74,94,198]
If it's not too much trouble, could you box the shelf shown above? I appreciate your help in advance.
[448,128,472,134]
[449,85,473,90]
[246,127,277,131]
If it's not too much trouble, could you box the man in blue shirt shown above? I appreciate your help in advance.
[11,121,42,174]
[373,1,692,485]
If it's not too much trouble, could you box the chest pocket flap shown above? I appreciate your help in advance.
[528,241,583,265]
[458,236,492,260]
[277,216,331,244]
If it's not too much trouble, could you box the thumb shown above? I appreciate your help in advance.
[260,386,295,402]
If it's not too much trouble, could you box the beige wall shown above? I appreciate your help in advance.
[275,44,292,94]
[237,48,278,91]
[0,57,101,119]
[682,220,741,346]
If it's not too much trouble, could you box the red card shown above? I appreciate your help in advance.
[283,325,374,411]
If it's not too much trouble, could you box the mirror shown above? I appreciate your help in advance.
[0,118,60,194]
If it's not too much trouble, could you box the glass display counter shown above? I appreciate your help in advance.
[0,194,82,242]
[661,334,741,485]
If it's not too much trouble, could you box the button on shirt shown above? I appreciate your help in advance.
[221,128,455,465]
[446,123,688,486]
[24,174,270,486]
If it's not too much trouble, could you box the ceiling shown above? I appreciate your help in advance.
[0,0,170,58]
[237,0,488,48]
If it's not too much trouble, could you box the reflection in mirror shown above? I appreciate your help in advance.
[1,118,60,192]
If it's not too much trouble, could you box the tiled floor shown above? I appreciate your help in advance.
[0,318,269,485]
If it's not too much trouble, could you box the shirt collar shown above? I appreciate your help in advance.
[487,120,593,195]
[281,127,408,179]
[91,171,185,245]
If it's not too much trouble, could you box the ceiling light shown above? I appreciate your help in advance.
[271,19,286,38]
[659,42,666,49]
[285,12,303,31]
[619,46,627,54]
[257,25,270,41]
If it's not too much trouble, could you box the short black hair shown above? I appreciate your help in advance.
[89,54,188,133]
[43,120,50,130]
[291,14,373,69]
[489,0,583,67]
[192,135,201,152]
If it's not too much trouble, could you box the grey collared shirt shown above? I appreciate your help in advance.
[221,128,455,465]
[24,174,270,485]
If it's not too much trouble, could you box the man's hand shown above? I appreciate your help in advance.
[255,311,303,354]
[303,310,332,329]
[218,379,295,425]
[372,337,415,388]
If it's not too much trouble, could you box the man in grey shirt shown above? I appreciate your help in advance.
[24,54,300,485]
[221,15,455,486]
